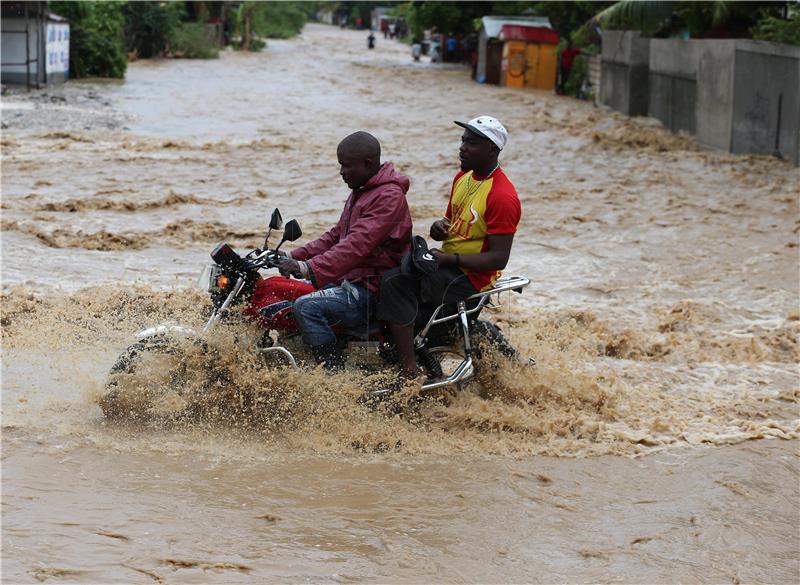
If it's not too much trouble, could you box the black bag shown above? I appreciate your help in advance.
[401,235,438,275]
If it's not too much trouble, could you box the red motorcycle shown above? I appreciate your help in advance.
[100,209,530,418]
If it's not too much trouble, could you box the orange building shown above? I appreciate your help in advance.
[500,24,560,90]
[476,17,560,90]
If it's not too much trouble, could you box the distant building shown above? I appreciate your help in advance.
[1,1,69,88]
[316,7,335,26]
[477,16,557,87]
[371,7,393,32]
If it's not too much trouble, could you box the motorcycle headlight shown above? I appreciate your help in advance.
[198,264,224,292]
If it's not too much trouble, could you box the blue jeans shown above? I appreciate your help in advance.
[292,283,374,347]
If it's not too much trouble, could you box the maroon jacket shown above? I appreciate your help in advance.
[291,162,412,295]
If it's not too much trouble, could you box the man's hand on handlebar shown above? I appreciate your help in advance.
[266,249,288,268]
[278,258,303,278]
[430,217,451,241]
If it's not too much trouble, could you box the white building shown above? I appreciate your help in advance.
[1,1,70,88]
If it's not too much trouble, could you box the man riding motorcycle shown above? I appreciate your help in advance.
[378,116,521,385]
[278,131,412,369]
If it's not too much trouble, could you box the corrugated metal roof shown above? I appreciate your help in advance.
[481,15,552,38]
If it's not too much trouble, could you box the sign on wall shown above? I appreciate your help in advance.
[45,23,69,76]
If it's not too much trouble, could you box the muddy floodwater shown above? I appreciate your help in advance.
[2,24,799,583]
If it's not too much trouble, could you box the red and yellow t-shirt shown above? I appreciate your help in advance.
[442,167,521,291]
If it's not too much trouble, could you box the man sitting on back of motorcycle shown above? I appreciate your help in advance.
[278,131,412,370]
[378,116,521,384]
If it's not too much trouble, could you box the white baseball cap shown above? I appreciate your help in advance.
[454,116,508,150]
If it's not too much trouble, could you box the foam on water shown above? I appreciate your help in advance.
[3,285,796,458]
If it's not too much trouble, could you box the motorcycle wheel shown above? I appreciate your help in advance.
[471,319,521,360]
[99,334,210,420]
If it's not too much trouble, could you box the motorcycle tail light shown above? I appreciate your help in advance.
[217,274,229,289]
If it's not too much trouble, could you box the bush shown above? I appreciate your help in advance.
[169,23,219,59]
[234,1,311,49]
[253,2,308,39]
[564,53,589,98]
[247,38,267,52]
[49,1,127,78]
[752,11,800,45]
[123,1,174,58]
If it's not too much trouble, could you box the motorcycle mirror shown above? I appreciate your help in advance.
[275,219,302,252]
[263,208,283,250]
[283,219,302,242]
[269,208,283,230]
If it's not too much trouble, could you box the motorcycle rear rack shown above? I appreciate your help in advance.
[416,275,530,392]
[415,275,530,340]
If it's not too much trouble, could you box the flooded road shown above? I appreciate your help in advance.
[2,24,799,583]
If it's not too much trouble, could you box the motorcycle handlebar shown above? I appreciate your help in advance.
[212,242,284,273]
[242,248,282,271]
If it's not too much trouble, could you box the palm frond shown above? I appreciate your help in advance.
[711,0,732,27]
[595,0,678,29]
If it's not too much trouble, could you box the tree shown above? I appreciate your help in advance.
[123,1,175,58]
[752,9,800,45]
[525,1,615,39]
[400,1,614,42]
[595,0,789,38]
[406,1,493,38]
[50,1,127,78]
[235,1,315,50]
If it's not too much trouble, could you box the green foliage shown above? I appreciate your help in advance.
[122,1,220,60]
[236,1,313,42]
[123,1,176,58]
[49,1,127,78]
[595,0,790,38]
[526,1,614,40]
[752,10,800,45]
[335,1,386,28]
[248,37,268,51]
[595,0,676,33]
[255,2,309,38]
[165,1,190,23]
[406,1,492,38]
[401,1,614,45]
[564,53,588,98]
[169,22,219,59]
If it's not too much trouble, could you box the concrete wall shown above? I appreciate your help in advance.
[695,40,737,151]
[600,30,650,116]
[601,31,800,165]
[729,40,800,166]
[648,39,704,135]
